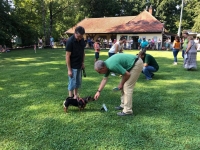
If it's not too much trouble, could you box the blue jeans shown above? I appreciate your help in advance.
[108,52,115,57]
[182,50,185,58]
[142,66,157,79]
[173,49,179,62]
[158,43,161,50]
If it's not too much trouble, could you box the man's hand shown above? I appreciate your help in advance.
[94,91,100,100]
[118,71,130,89]
[82,63,85,69]
[68,70,72,77]
[118,83,123,90]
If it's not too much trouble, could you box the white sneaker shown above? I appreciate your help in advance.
[173,62,177,65]
[111,73,116,76]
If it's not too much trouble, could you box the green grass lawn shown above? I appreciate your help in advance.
[0,48,200,150]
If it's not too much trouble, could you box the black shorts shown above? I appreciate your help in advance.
[95,52,99,59]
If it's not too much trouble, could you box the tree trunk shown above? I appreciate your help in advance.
[42,0,46,45]
[49,1,53,37]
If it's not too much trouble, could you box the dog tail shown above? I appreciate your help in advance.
[63,100,67,112]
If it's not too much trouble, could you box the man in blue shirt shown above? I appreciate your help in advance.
[140,38,149,52]
[50,36,54,48]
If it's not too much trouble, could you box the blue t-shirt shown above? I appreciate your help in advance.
[141,40,148,48]
[50,37,54,42]
[138,39,142,43]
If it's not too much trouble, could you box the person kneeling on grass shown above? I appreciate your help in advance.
[138,51,159,80]
[94,53,143,116]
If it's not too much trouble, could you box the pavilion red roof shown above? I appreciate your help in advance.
[65,10,164,34]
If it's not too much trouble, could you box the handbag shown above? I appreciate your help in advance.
[184,53,188,59]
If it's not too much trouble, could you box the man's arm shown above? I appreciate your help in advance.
[82,51,85,69]
[94,77,108,100]
[66,51,72,77]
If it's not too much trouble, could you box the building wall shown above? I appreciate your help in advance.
[117,33,163,49]
[85,33,162,42]
[85,33,164,49]
[117,33,162,42]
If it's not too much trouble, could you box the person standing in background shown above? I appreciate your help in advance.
[140,38,148,52]
[157,38,161,50]
[108,36,126,76]
[94,39,100,62]
[172,36,181,65]
[182,30,189,58]
[50,36,54,49]
[184,36,197,71]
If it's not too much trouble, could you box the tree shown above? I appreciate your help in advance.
[2,0,200,47]
[12,0,79,45]
[189,0,200,32]
[0,0,16,46]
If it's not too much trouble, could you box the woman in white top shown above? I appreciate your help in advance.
[108,36,126,76]
[108,36,126,57]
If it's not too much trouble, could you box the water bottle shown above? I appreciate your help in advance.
[102,103,108,112]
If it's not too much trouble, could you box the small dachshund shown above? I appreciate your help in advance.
[63,96,95,112]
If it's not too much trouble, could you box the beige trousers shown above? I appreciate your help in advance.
[120,58,143,114]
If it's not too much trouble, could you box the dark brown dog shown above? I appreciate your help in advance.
[63,96,95,112]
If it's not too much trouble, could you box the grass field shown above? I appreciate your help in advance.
[0,48,200,150]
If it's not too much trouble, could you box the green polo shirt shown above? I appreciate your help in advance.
[143,54,159,71]
[182,38,188,50]
[104,53,137,77]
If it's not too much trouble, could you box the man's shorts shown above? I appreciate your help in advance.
[95,52,99,59]
[68,69,82,91]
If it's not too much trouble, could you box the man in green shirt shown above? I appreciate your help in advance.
[182,30,189,58]
[94,53,143,116]
[138,51,159,80]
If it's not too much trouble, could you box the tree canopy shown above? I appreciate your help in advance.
[0,0,199,46]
